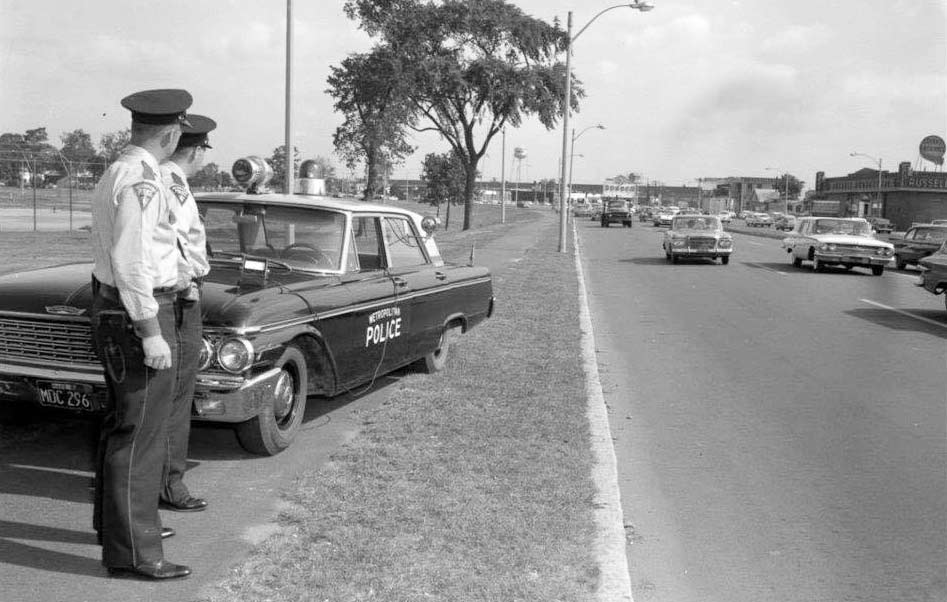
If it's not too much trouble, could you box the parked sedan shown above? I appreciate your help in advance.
[782,217,894,275]
[0,156,495,455]
[662,214,733,264]
[774,215,797,231]
[891,224,947,269]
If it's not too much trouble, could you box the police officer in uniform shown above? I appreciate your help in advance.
[158,115,215,513]
[90,88,193,580]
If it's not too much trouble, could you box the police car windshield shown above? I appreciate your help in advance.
[200,202,346,271]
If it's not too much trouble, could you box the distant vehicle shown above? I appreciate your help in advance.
[781,217,894,275]
[916,241,947,311]
[931,219,947,226]
[716,211,733,224]
[865,216,894,234]
[774,215,797,231]
[890,225,947,269]
[662,214,733,264]
[600,200,633,228]
[745,213,774,227]
[656,207,680,227]
[572,199,591,217]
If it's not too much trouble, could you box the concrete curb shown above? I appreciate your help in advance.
[572,221,634,601]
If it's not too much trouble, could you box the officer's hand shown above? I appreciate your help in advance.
[142,335,172,370]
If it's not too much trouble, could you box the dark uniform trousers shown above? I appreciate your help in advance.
[161,294,201,505]
[91,286,182,568]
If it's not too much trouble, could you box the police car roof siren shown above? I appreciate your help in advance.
[232,156,273,194]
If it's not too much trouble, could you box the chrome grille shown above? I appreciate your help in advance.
[0,317,98,366]
[836,244,881,254]
[688,237,716,250]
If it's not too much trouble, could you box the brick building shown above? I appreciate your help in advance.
[812,162,947,230]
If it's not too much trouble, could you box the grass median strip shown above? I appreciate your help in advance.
[203,216,602,601]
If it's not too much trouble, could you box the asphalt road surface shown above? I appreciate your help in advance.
[578,219,946,602]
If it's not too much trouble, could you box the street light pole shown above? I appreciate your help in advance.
[557,2,653,253]
[569,124,605,206]
[850,152,883,217]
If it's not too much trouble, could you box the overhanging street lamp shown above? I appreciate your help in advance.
[558,2,654,253]
[569,124,605,208]
[850,151,883,217]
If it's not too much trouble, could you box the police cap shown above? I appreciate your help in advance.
[177,114,217,149]
[121,89,193,126]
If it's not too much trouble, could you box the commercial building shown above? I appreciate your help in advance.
[812,162,947,230]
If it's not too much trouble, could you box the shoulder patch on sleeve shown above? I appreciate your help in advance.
[132,181,159,210]
[171,172,185,186]
[141,161,156,181]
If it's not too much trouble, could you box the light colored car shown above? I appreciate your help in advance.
[656,207,680,227]
[782,217,894,275]
[716,211,733,224]
[662,214,733,264]
[745,212,774,227]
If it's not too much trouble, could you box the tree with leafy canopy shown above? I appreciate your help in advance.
[99,129,131,165]
[191,162,221,189]
[420,151,467,229]
[268,145,301,193]
[60,129,100,179]
[343,0,578,230]
[327,48,415,201]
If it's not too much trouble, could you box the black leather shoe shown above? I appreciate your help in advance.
[160,495,207,512]
[107,559,191,580]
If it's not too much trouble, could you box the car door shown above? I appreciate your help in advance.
[380,214,440,365]
[321,215,404,388]
[893,228,917,263]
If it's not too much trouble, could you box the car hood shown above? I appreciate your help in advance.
[0,262,329,329]
[669,229,727,237]
[919,252,947,270]
[808,234,891,247]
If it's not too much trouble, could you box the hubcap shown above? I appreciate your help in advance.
[273,370,295,423]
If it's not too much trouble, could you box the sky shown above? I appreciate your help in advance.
[1,0,945,192]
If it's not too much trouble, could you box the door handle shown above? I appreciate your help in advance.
[435,271,447,280]
[392,276,408,287]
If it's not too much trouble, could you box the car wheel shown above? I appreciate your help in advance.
[792,255,803,267]
[894,255,906,270]
[671,254,680,264]
[871,265,884,276]
[601,221,608,227]
[236,345,308,456]
[419,326,459,373]
[720,256,730,265]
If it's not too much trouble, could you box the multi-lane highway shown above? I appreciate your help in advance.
[578,219,946,602]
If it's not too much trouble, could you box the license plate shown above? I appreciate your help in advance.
[36,381,98,412]
[844,256,868,264]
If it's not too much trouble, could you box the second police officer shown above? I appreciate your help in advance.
[158,115,216,514]
[90,88,194,580]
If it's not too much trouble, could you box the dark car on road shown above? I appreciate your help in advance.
[0,156,495,455]
[600,199,633,228]
[891,224,947,269]
[866,216,894,234]
[917,241,947,311]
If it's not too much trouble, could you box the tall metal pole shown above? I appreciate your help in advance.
[557,11,573,253]
[876,158,883,217]
[500,128,507,224]
[284,0,294,195]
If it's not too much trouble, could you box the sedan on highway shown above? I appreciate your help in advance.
[782,217,894,275]
[662,214,733,264]
[745,212,774,227]
[891,224,947,270]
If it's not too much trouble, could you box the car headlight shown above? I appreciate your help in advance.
[197,338,215,371]
[718,238,732,248]
[820,243,837,251]
[217,337,255,373]
[672,239,686,247]
[877,247,893,256]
